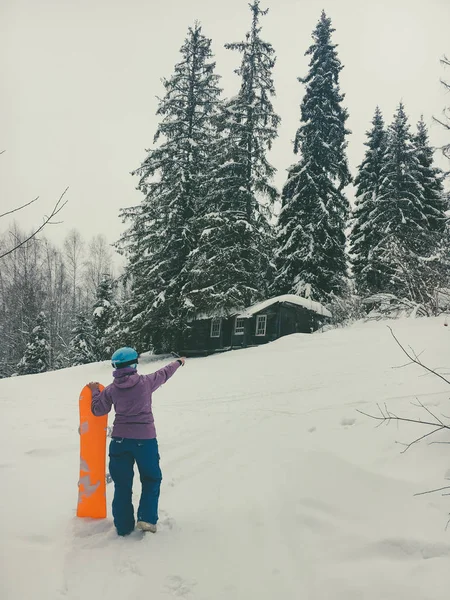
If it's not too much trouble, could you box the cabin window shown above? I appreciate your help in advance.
[234,317,245,335]
[255,315,267,337]
[210,318,221,338]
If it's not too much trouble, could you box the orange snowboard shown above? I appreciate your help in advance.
[77,384,108,518]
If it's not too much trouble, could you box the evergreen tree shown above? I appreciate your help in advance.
[17,312,51,375]
[411,117,448,305]
[182,1,280,317]
[92,275,117,360]
[368,104,446,302]
[68,314,96,366]
[349,107,387,294]
[274,10,352,302]
[413,117,446,240]
[118,23,222,353]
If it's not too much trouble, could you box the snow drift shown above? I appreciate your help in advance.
[1,316,449,600]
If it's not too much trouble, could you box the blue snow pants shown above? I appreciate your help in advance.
[108,437,162,536]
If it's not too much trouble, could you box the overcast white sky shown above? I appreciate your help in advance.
[1,0,449,252]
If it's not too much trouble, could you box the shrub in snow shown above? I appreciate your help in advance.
[17,312,51,375]
[92,275,118,360]
[68,314,96,366]
[361,293,429,320]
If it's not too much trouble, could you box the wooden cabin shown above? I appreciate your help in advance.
[181,294,332,356]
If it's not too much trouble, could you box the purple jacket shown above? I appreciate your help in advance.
[91,361,181,439]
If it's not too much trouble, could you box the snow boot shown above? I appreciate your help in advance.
[137,521,157,533]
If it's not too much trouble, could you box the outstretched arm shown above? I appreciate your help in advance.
[144,358,185,393]
[89,383,113,416]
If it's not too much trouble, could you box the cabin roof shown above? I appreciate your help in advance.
[189,294,332,322]
[236,294,332,319]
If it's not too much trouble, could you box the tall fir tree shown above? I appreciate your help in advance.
[366,104,447,303]
[92,275,117,360]
[118,23,222,353]
[413,117,446,240]
[17,312,51,375]
[274,10,352,302]
[349,107,387,294]
[181,1,280,317]
[412,116,448,304]
[68,314,96,366]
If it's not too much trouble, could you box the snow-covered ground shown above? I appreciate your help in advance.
[1,317,449,600]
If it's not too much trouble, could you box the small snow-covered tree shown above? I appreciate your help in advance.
[68,314,96,366]
[274,10,352,302]
[349,107,387,295]
[17,312,51,375]
[92,275,117,360]
[182,1,280,317]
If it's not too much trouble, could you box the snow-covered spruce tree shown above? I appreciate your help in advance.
[369,104,447,304]
[349,107,387,295]
[118,23,222,353]
[17,312,51,375]
[414,117,447,239]
[274,10,352,302]
[68,314,96,366]
[411,117,448,306]
[92,275,117,360]
[181,1,280,317]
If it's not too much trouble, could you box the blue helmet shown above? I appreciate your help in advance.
[111,347,139,369]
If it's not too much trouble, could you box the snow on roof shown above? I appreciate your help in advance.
[237,294,332,319]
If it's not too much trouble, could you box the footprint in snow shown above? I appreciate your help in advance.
[341,417,356,427]
[165,575,197,598]
[308,426,317,433]
[155,509,177,531]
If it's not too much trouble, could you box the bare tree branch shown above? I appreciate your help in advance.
[356,407,450,432]
[396,427,443,454]
[0,197,39,219]
[414,485,450,497]
[388,326,450,385]
[0,188,69,260]
[411,397,445,426]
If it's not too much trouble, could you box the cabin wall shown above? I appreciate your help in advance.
[182,318,232,355]
[182,303,330,355]
[280,305,314,334]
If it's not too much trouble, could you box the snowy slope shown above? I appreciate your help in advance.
[1,317,450,600]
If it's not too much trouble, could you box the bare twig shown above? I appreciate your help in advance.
[397,427,443,454]
[356,403,450,454]
[388,326,450,385]
[356,409,450,431]
[0,188,69,260]
[411,398,444,426]
[0,196,39,219]
[414,485,450,497]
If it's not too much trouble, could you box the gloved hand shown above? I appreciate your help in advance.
[177,357,186,366]
[87,381,100,391]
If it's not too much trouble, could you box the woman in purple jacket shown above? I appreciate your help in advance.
[88,347,185,536]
